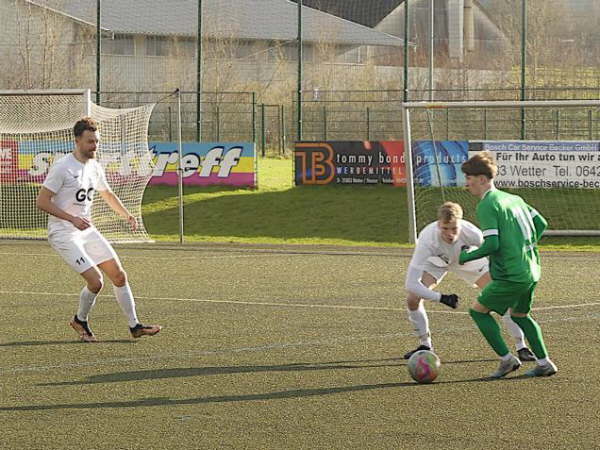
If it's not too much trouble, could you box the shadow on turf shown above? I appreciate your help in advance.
[0,339,134,347]
[38,357,496,386]
[6,375,531,412]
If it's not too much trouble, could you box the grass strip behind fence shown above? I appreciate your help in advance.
[142,158,600,250]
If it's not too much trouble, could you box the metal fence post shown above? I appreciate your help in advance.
[278,105,283,155]
[215,103,220,141]
[96,0,101,105]
[323,106,327,140]
[366,107,370,141]
[280,105,286,155]
[252,92,256,145]
[297,0,303,141]
[483,109,487,140]
[168,106,173,141]
[261,103,266,157]
[176,89,184,244]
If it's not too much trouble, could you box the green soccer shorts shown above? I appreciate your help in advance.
[477,280,537,315]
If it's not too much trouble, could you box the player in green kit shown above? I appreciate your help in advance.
[459,151,557,378]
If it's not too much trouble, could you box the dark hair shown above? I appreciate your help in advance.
[461,151,497,179]
[73,117,98,138]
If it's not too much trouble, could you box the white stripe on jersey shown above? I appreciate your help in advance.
[482,229,499,237]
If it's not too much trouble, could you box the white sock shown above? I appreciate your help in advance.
[407,302,432,348]
[113,283,139,328]
[537,357,551,366]
[77,286,98,322]
[502,313,527,350]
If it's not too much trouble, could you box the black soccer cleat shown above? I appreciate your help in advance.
[440,294,459,309]
[403,344,432,360]
[129,323,162,338]
[69,315,97,343]
[517,347,536,362]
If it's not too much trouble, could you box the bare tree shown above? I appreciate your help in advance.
[2,0,95,90]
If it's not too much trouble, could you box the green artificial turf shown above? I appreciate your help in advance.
[1,243,599,449]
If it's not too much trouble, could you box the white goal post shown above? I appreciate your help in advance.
[402,100,600,243]
[0,89,156,243]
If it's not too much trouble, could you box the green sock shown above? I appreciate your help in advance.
[469,309,510,357]
[511,315,548,359]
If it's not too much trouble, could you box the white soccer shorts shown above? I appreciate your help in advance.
[422,257,488,286]
[48,227,119,273]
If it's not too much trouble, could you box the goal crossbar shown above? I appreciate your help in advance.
[403,100,600,109]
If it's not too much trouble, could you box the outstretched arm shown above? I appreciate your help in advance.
[99,189,137,231]
[405,265,459,308]
[405,265,441,301]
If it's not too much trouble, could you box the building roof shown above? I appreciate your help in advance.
[290,0,401,28]
[28,0,404,47]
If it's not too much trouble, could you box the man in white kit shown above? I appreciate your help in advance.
[403,201,534,360]
[36,117,161,342]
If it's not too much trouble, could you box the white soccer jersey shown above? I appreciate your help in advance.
[405,219,487,300]
[42,153,109,234]
[408,219,484,271]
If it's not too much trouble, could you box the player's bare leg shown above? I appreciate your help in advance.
[98,258,161,338]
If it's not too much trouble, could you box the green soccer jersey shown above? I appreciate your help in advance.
[476,189,541,283]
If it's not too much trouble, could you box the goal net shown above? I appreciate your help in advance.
[0,89,155,243]
[402,100,600,242]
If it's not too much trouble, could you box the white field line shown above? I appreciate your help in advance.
[1,290,599,314]
[2,312,600,375]
[0,251,311,260]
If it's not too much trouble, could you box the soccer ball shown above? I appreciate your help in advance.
[407,350,441,383]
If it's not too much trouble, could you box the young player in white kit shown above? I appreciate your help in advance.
[36,117,161,342]
[403,202,534,360]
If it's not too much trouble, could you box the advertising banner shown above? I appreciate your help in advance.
[294,141,406,185]
[148,142,256,187]
[0,140,19,182]
[1,141,257,188]
[412,140,467,187]
[471,141,600,189]
[410,140,600,189]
